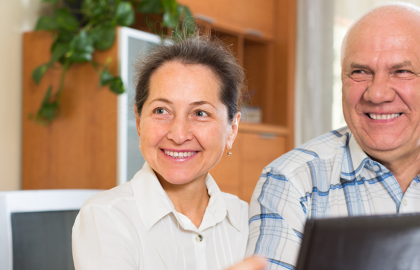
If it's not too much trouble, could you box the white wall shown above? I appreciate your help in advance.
[0,0,43,190]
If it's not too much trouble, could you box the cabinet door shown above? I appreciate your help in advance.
[209,135,242,197]
[240,133,286,202]
[178,0,275,38]
[22,31,118,190]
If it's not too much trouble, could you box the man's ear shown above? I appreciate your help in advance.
[134,106,141,138]
[225,112,241,150]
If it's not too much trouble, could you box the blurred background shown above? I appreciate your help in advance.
[2,0,420,196]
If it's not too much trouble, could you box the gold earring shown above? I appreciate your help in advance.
[227,151,232,156]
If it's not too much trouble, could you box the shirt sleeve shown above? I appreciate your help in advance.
[246,171,308,270]
[72,204,138,270]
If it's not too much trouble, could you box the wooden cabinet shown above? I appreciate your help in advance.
[178,0,276,39]
[210,124,287,202]
[22,1,296,203]
[22,31,118,190]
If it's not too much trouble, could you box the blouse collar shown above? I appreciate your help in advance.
[131,162,242,232]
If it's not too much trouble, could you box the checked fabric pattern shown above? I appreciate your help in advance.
[246,126,420,270]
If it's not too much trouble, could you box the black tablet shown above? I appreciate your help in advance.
[296,214,420,270]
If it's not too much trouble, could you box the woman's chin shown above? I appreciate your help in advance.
[156,170,207,187]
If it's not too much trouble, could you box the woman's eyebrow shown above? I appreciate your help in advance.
[190,101,216,109]
[149,98,172,104]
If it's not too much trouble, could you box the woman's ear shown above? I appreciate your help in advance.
[134,106,141,138]
[226,112,241,150]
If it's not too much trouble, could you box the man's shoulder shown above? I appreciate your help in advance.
[265,127,351,176]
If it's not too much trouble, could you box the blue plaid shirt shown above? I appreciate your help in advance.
[246,127,420,270]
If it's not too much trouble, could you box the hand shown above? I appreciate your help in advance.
[226,256,267,270]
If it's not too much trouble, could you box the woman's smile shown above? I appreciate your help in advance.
[161,149,198,160]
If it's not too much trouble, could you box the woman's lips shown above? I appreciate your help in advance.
[161,149,198,160]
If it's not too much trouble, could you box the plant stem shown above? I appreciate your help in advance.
[56,62,70,105]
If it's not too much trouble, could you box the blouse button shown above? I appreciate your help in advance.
[196,234,203,242]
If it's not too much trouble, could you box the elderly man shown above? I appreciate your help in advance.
[246,3,420,269]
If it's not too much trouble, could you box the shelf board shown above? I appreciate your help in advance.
[239,123,288,136]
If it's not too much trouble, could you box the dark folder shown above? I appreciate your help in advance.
[296,214,420,270]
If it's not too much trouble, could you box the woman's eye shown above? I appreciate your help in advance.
[155,108,168,114]
[195,110,209,117]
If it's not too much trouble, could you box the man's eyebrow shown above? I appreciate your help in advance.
[349,63,370,69]
[391,60,412,69]
[190,100,216,109]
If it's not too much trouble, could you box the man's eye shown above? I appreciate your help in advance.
[393,70,417,79]
[350,70,372,81]
[352,70,365,74]
[155,108,168,114]
[195,110,209,117]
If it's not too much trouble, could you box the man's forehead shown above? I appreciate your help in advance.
[342,6,420,62]
[343,27,420,67]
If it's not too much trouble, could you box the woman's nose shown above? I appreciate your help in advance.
[363,74,396,104]
[166,116,193,144]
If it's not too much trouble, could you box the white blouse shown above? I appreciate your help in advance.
[72,163,249,270]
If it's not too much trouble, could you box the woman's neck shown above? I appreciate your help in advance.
[157,173,210,228]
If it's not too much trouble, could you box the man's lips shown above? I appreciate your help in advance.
[366,113,402,120]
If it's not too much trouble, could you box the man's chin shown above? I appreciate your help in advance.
[354,133,404,153]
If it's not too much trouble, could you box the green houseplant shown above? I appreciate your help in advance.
[33,0,194,125]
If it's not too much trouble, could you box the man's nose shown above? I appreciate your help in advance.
[166,116,193,144]
[363,74,396,104]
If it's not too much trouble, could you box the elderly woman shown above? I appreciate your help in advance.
[72,34,266,270]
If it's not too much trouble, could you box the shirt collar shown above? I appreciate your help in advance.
[200,173,242,232]
[130,163,175,231]
[340,132,370,180]
[130,163,241,232]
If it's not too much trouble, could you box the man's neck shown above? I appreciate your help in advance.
[369,148,420,194]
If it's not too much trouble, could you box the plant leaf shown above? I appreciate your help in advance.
[55,8,80,32]
[81,0,107,18]
[179,5,195,35]
[42,0,60,3]
[163,12,178,28]
[137,0,162,14]
[100,68,114,86]
[115,2,135,26]
[34,86,60,125]
[35,16,59,31]
[67,30,94,63]
[50,41,70,63]
[32,64,50,85]
[162,0,178,14]
[90,23,116,50]
[109,77,125,94]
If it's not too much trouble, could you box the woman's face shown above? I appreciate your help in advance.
[136,61,240,186]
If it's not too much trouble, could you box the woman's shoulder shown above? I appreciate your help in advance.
[81,181,135,209]
[221,192,249,210]
[221,192,249,228]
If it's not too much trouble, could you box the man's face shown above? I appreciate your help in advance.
[342,18,420,160]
